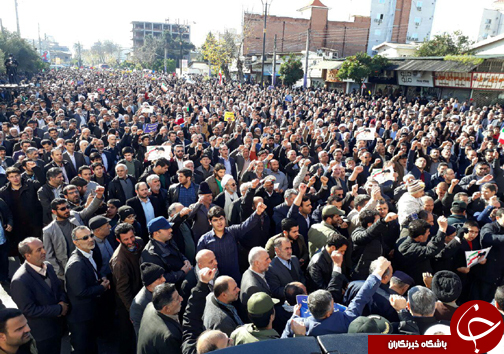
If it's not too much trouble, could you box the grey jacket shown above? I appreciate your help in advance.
[202,293,241,336]
[265,256,305,302]
[130,286,153,338]
[239,269,271,312]
[42,196,103,278]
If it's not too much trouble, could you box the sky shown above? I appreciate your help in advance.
[0,0,497,52]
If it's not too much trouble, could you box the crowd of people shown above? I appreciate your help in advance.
[0,68,503,354]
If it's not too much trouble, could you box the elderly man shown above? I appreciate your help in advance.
[240,247,272,312]
[265,237,305,302]
[108,163,137,205]
[214,174,239,217]
[397,180,425,226]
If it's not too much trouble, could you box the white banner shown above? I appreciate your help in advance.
[398,71,434,87]
[472,72,504,90]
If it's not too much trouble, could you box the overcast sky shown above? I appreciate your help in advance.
[0,0,496,52]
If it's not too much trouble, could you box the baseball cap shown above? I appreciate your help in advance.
[247,292,280,315]
[322,205,345,218]
[147,217,173,234]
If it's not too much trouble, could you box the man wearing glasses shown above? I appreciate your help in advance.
[65,226,111,354]
[43,186,105,281]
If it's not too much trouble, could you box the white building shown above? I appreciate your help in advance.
[372,42,419,57]
[472,32,504,54]
[367,0,437,55]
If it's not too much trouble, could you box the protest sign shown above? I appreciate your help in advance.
[224,111,235,122]
[145,146,171,161]
[466,247,491,268]
[143,123,158,134]
[356,128,376,141]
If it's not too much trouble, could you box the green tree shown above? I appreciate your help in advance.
[0,30,47,73]
[201,32,234,79]
[73,42,83,67]
[337,52,389,85]
[279,54,304,86]
[415,31,473,57]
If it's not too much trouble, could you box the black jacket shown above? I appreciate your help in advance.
[140,238,188,285]
[126,196,165,242]
[182,281,211,354]
[481,221,504,286]
[137,302,182,354]
[351,219,388,280]
[64,249,107,323]
[394,230,446,285]
[44,160,76,182]
[10,262,67,341]
[107,175,137,205]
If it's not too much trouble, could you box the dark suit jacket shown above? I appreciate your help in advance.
[239,269,271,311]
[10,262,67,341]
[44,160,76,183]
[137,302,182,354]
[107,175,137,205]
[126,196,165,242]
[65,249,107,323]
[62,151,86,176]
[265,256,305,302]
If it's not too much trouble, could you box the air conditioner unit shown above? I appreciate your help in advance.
[486,24,491,29]
[412,71,423,77]
[417,7,422,10]
[415,22,421,26]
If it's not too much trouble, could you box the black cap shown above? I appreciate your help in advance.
[431,271,462,303]
[88,216,110,230]
[140,262,165,287]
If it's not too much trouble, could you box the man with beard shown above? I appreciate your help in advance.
[265,218,309,268]
[0,309,37,354]
[214,174,239,216]
[110,223,144,354]
[146,174,169,218]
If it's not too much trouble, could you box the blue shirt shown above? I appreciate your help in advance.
[197,213,260,283]
[141,198,155,224]
[178,183,197,207]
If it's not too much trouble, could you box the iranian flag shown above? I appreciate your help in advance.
[499,126,504,144]
[161,83,168,93]
[467,251,480,267]
[219,69,222,85]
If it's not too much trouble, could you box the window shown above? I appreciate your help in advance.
[485,19,492,24]
[415,17,421,25]
[412,33,419,40]
[483,33,489,39]
[375,29,382,36]
[379,0,386,3]
[417,1,423,9]
[376,13,384,20]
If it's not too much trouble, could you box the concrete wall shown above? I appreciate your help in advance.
[477,9,504,41]
[368,0,397,54]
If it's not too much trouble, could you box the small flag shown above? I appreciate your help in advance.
[499,127,504,144]
[161,83,168,92]
[219,69,222,85]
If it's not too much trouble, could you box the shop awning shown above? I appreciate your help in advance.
[312,61,344,70]
[392,59,477,73]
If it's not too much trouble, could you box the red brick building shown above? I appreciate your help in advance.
[243,0,371,58]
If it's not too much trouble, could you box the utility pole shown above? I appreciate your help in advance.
[341,27,346,58]
[303,29,311,89]
[260,0,268,86]
[272,34,277,86]
[164,47,168,73]
[14,0,20,36]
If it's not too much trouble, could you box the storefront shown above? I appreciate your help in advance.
[471,72,504,106]
[434,72,472,102]
[397,70,439,100]
[323,68,346,91]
